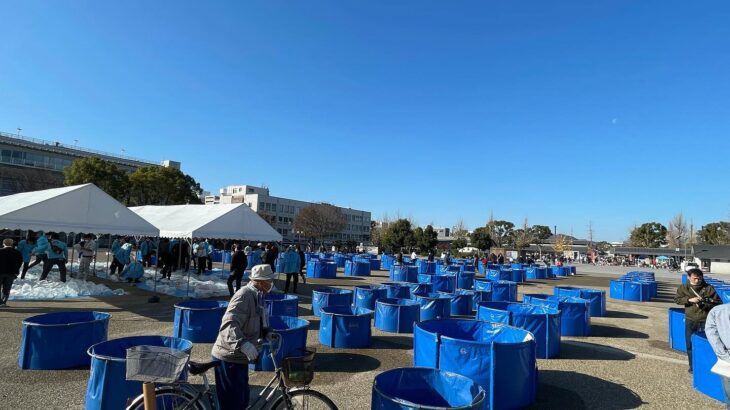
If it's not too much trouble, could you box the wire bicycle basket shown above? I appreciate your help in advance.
[282,348,316,387]
[125,345,190,384]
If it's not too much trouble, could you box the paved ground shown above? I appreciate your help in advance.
[0,265,724,409]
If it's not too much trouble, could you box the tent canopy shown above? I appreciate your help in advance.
[130,204,282,241]
[0,183,159,236]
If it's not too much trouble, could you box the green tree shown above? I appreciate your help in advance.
[629,222,668,248]
[64,157,128,202]
[470,227,493,251]
[530,225,553,241]
[382,219,415,253]
[413,225,439,253]
[488,220,515,248]
[128,166,203,206]
[697,222,730,245]
[450,237,467,252]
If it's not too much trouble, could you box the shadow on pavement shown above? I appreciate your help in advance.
[370,335,412,350]
[603,310,648,319]
[560,341,635,361]
[591,324,649,339]
[314,352,381,372]
[527,370,645,409]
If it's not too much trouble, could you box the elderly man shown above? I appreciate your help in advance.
[211,264,275,409]
[705,303,730,407]
[675,268,721,373]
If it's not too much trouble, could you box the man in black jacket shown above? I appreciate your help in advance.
[296,244,306,284]
[227,244,248,297]
[0,239,23,306]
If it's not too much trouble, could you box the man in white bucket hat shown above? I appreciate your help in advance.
[212,264,275,408]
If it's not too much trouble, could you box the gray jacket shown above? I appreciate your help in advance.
[211,283,265,364]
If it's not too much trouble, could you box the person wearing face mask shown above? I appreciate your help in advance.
[675,268,722,373]
[211,264,275,409]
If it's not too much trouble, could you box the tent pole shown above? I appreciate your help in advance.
[221,240,228,276]
[148,237,160,304]
[69,233,75,277]
[93,234,98,278]
[184,237,191,298]
[105,235,111,272]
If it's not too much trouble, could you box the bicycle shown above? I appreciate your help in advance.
[125,333,338,410]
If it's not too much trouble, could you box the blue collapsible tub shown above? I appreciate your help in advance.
[551,266,569,277]
[474,278,491,291]
[487,269,511,281]
[251,316,309,371]
[307,259,337,279]
[509,269,526,283]
[354,285,388,310]
[472,290,492,310]
[417,260,437,274]
[85,336,193,410]
[491,281,518,302]
[609,280,652,302]
[554,287,607,317]
[172,300,228,343]
[692,332,724,402]
[569,266,577,275]
[443,289,474,316]
[418,274,457,293]
[668,308,687,353]
[319,306,373,348]
[312,288,353,317]
[19,311,111,370]
[477,302,561,359]
[382,282,411,299]
[264,293,299,317]
[369,257,381,271]
[406,282,433,298]
[526,267,548,280]
[375,298,421,333]
[441,265,461,274]
[457,271,475,290]
[414,292,452,321]
[414,319,537,410]
[390,265,419,283]
[381,254,394,270]
[523,294,591,336]
[371,367,487,410]
[345,260,372,277]
[334,254,349,268]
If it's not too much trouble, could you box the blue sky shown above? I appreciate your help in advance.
[1,1,729,242]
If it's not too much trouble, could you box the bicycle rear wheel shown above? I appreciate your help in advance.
[125,386,207,410]
[271,389,338,410]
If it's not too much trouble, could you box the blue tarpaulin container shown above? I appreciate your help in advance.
[472,290,492,310]
[250,316,309,371]
[381,255,394,270]
[172,300,228,343]
[477,302,561,359]
[418,274,457,293]
[692,332,724,402]
[474,278,492,292]
[554,287,607,317]
[334,253,350,268]
[371,367,487,410]
[417,260,437,274]
[491,281,518,302]
[85,336,193,410]
[668,308,687,353]
[406,283,433,298]
[609,280,652,302]
[375,298,421,334]
[320,306,373,348]
[369,258,381,271]
[390,265,419,283]
[487,269,511,281]
[413,319,537,410]
[440,265,461,274]
[551,266,569,277]
[509,269,526,283]
[526,267,548,280]
[354,285,388,310]
[414,292,452,321]
[382,282,411,299]
[264,293,299,317]
[19,311,110,370]
[312,288,353,317]
[307,260,337,279]
[457,271,475,290]
[523,294,591,336]
[345,260,372,276]
[443,289,474,316]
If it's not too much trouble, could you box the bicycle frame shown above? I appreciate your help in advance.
[247,333,293,409]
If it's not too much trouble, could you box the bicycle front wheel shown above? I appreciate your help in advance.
[271,389,338,410]
[125,386,207,410]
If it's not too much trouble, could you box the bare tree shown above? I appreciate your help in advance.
[453,218,469,239]
[666,212,689,249]
[514,218,534,251]
[293,203,346,246]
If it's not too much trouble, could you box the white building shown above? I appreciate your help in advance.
[205,185,371,244]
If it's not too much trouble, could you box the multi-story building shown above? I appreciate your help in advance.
[205,185,371,244]
[0,131,178,195]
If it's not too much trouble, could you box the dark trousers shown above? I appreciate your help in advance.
[159,254,172,278]
[0,274,14,301]
[109,257,124,275]
[26,254,47,275]
[214,359,250,410]
[285,272,299,293]
[40,258,67,282]
[207,255,213,271]
[197,257,207,275]
[20,261,31,279]
[685,319,705,370]
[227,269,243,296]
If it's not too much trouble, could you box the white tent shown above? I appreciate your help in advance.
[130,204,282,241]
[0,184,159,236]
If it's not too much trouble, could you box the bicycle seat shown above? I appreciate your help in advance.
[188,360,218,375]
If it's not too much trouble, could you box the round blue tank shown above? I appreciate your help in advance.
[250,316,309,371]
[307,260,337,279]
[375,298,421,333]
[457,271,475,290]
[474,278,492,292]
[414,292,452,321]
[523,294,591,336]
[491,281,518,302]
[264,293,299,317]
[509,269,526,283]
[19,311,110,370]
[609,280,652,302]
[487,269,511,281]
[172,300,228,343]
[692,332,725,402]
[345,260,372,276]
[668,307,687,353]
[312,288,353,317]
[371,367,487,410]
[382,282,411,299]
[406,282,433,298]
[417,260,437,274]
[319,306,373,348]
[418,274,457,293]
[390,265,419,283]
[477,301,561,359]
[443,289,474,316]
[554,286,606,317]
[413,319,537,410]
[354,285,388,310]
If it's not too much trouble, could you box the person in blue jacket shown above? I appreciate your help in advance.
[26,231,49,274]
[17,236,36,279]
[109,237,125,275]
[283,246,302,294]
[115,240,132,267]
[39,232,68,282]
[121,245,144,283]
[139,238,150,267]
[250,243,263,266]
[206,239,214,271]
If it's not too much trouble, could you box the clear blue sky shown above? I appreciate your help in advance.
[2,1,729,242]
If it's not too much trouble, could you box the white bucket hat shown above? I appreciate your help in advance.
[250,264,276,281]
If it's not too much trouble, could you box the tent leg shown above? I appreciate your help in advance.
[149,237,160,304]
[105,235,111,272]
